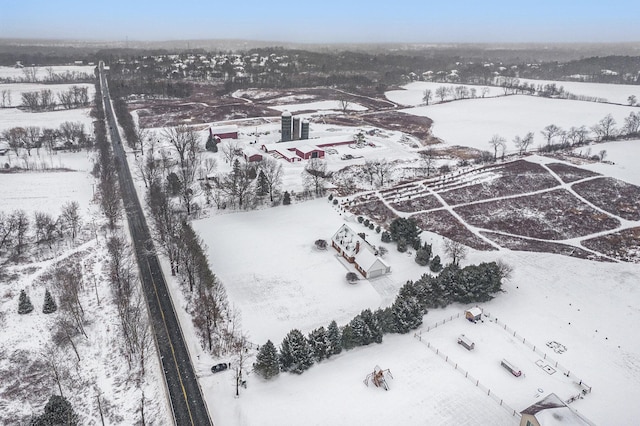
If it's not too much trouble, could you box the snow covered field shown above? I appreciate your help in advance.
[401,95,635,154]
[0,65,95,81]
[0,106,94,133]
[385,81,504,107]
[518,78,640,105]
[0,82,94,106]
[573,139,640,186]
[269,100,367,113]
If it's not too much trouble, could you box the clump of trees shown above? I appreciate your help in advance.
[29,394,79,426]
[388,218,422,251]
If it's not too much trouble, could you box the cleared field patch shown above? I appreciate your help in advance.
[581,227,640,262]
[439,160,558,205]
[412,209,496,250]
[390,194,442,212]
[417,313,587,412]
[572,177,640,221]
[347,198,398,227]
[546,162,601,183]
[455,189,620,240]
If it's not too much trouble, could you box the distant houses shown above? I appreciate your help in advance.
[331,224,390,279]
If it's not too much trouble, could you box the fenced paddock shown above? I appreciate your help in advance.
[414,308,591,416]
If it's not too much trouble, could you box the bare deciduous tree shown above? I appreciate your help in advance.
[541,124,563,146]
[259,157,283,202]
[513,132,534,155]
[303,158,331,196]
[592,114,617,141]
[443,239,468,266]
[488,134,506,161]
[422,89,432,105]
[61,201,82,240]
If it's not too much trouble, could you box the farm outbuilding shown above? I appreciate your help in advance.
[331,224,390,279]
[465,307,482,322]
[520,393,595,426]
[209,125,239,140]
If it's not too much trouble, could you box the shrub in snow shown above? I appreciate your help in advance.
[42,289,57,314]
[369,223,375,230]
[377,246,388,257]
[333,199,338,205]
[375,225,381,233]
[429,255,443,272]
[396,240,408,253]
[328,194,333,201]
[18,290,34,314]
[363,219,370,227]
[381,231,391,243]
[254,340,280,379]
[346,272,359,283]
[31,395,79,426]
[415,248,431,266]
[282,191,291,205]
[357,216,364,223]
[314,239,327,250]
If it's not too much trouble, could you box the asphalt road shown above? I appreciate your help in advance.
[98,62,213,426]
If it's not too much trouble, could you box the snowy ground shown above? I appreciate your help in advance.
[517,78,640,105]
[401,95,636,154]
[0,82,94,107]
[0,133,167,423]
[573,139,640,186]
[269,100,367,113]
[0,106,94,133]
[385,81,504,107]
[0,65,95,81]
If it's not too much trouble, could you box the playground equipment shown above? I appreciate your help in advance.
[363,365,394,390]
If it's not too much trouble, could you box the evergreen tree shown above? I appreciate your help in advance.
[341,324,357,350]
[391,295,423,333]
[389,217,421,248]
[307,327,330,362]
[327,320,342,356]
[429,255,443,272]
[415,246,431,266]
[256,170,269,197]
[42,289,57,314]
[349,316,371,347]
[278,333,295,372]
[359,309,383,344]
[205,134,218,152]
[280,329,314,374]
[18,289,34,314]
[381,231,391,243]
[254,340,280,379]
[282,191,291,205]
[375,307,395,334]
[30,394,79,426]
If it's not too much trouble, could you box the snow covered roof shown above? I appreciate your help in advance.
[465,307,482,317]
[295,145,321,154]
[355,247,389,273]
[210,124,239,134]
[281,110,292,117]
[310,135,355,147]
[521,394,595,426]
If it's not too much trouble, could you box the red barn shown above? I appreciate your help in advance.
[294,145,325,160]
[209,125,239,140]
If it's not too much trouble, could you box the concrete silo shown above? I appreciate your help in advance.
[281,110,292,142]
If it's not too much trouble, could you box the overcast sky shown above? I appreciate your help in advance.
[1,0,638,44]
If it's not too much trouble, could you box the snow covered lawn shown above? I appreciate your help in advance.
[0,65,95,81]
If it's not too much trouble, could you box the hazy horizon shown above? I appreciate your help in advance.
[1,0,639,45]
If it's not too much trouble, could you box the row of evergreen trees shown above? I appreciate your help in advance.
[254,261,506,379]
[18,289,57,314]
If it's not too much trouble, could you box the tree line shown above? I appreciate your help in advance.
[18,85,90,111]
[1,121,90,157]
